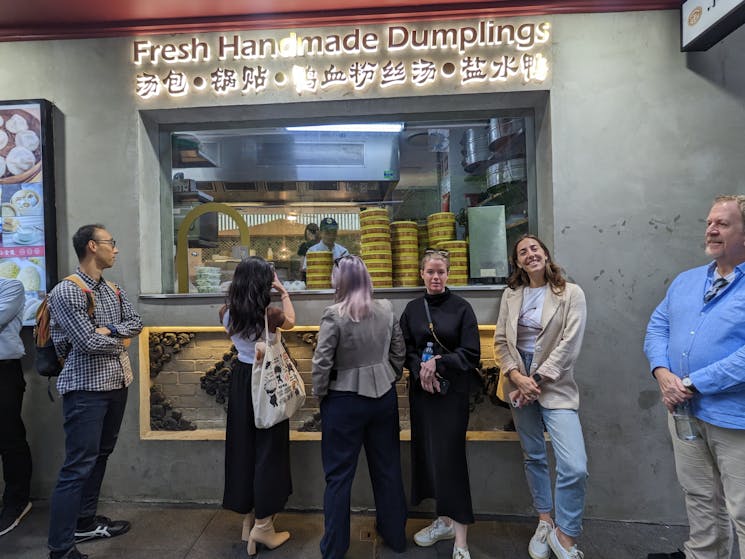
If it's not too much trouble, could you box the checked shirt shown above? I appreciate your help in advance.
[49,268,143,394]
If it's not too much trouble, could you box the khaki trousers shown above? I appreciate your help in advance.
[668,414,745,559]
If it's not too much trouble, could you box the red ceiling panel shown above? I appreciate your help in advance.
[0,0,679,42]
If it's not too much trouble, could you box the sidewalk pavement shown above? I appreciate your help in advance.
[0,500,690,559]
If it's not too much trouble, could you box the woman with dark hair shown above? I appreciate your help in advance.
[297,223,320,257]
[312,255,407,559]
[494,234,588,559]
[220,257,296,556]
[399,250,480,559]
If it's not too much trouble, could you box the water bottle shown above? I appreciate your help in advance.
[422,342,434,362]
[673,400,700,441]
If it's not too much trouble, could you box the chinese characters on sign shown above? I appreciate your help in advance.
[133,20,551,100]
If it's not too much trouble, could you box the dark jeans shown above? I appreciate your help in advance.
[320,387,407,559]
[0,359,32,509]
[48,388,128,553]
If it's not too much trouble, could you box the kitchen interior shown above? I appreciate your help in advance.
[168,115,531,293]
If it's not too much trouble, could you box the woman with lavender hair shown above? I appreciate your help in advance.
[312,255,408,559]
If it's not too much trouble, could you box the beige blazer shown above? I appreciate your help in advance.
[493,282,587,410]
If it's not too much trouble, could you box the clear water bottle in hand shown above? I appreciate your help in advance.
[673,400,700,441]
[422,342,434,362]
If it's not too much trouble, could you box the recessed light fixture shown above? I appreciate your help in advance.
[286,123,404,133]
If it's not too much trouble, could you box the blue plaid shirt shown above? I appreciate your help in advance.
[49,268,142,394]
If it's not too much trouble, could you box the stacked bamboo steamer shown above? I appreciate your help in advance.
[437,240,469,286]
[305,251,333,289]
[427,212,456,247]
[359,208,393,288]
[417,222,429,266]
[391,221,420,287]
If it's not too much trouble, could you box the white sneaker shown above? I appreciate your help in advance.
[453,545,471,559]
[413,517,455,547]
[548,527,584,559]
[528,520,553,559]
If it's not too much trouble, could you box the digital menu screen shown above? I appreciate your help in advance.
[0,100,56,326]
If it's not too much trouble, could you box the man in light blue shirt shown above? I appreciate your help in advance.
[644,195,745,559]
[0,278,32,537]
[302,217,350,274]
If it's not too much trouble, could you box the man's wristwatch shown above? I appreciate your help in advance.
[682,376,698,393]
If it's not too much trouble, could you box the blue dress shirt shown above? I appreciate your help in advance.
[644,261,745,429]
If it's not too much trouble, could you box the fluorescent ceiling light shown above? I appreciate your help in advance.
[286,123,403,133]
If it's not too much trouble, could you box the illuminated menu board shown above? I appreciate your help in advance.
[0,100,57,326]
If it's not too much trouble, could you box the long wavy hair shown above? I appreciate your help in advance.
[507,234,566,294]
[332,255,373,322]
[225,257,274,339]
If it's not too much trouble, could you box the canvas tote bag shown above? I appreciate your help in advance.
[251,313,306,429]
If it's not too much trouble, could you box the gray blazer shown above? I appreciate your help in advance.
[312,299,405,398]
[494,282,587,409]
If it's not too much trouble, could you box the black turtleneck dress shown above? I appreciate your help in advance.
[399,288,480,524]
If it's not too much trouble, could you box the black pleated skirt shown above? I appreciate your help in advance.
[222,360,292,518]
[409,380,474,524]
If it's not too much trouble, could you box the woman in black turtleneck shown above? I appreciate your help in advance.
[399,249,481,559]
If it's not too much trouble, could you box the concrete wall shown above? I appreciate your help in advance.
[2,10,745,523]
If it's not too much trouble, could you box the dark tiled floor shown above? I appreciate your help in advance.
[0,500,694,559]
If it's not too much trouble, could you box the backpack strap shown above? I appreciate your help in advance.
[64,274,94,317]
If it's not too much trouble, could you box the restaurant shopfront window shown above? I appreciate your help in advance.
[161,112,536,293]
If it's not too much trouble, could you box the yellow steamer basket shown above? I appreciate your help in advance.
[360,208,389,220]
[361,223,391,234]
[360,241,392,252]
[437,240,468,250]
[361,234,391,245]
[306,251,333,263]
[390,220,418,232]
[369,270,393,288]
[360,217,390,228]
[363,256,393,267]
[427,212,456,225]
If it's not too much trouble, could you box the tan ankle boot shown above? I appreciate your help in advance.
[247,516,290,556]
[241,511,255,542]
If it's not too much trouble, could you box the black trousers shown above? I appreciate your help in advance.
[0,359,32,508]
[320,388,407,559]
[222,360,292,518]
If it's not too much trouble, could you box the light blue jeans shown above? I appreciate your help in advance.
[512,351,588,537]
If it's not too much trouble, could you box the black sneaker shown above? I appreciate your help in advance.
[0,501,32,536]
[74,515,130,543]
[647,551,685,559]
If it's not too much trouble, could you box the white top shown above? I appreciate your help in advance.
[516,285,547,353]
[222,309,274,364]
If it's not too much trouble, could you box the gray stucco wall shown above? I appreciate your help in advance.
[2,10,744,523]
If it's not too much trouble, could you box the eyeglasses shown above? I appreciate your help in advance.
[333,255,354,266]
[93,239,117,248]
[424,248,449,257]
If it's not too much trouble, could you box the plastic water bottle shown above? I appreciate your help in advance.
[422,342,434,362]
[673,400,700,441]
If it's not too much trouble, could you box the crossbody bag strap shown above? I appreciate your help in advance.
[423,299,453,354]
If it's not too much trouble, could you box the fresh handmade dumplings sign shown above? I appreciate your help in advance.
[133,18,551,101]
[0,101,50,326]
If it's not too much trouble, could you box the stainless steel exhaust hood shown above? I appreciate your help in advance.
[172,130,400,184]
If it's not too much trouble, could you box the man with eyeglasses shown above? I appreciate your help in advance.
[644,196,745,559]
[46,224,142,559]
